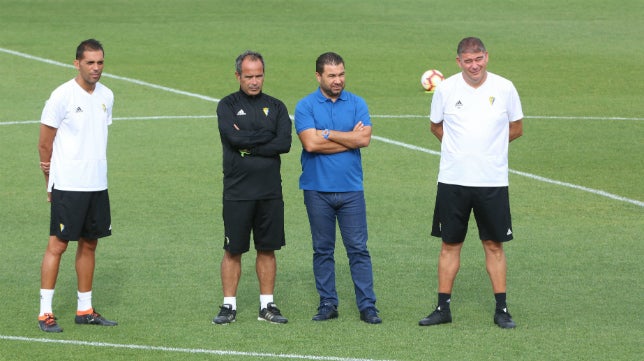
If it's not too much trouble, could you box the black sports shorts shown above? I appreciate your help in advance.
[50,188,112,241]
[431,182,513,243]
[222,198,285,254]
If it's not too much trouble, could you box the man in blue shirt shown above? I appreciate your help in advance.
[294,52,381,324]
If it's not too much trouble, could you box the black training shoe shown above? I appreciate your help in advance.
[312,302,338,321]
[359,307,382,324]
[419,306,452,326]
[39,313,63,333]
[74,310,118,326]
[212,304,236,325]
[494,308,516,329]
[258,302,288,324]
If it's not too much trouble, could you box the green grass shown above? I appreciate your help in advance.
[1,0,643,360]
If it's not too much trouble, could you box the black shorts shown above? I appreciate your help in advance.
[431,183,513,243]
[50,188,112,241]
[222,198,285,254]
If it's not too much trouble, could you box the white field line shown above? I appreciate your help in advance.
[371,136,643,207]
[0,115,218,126]
[370,114,644,121]
[4,114,644,126]
[0,47,220,103]
[0,335,395,361]
[2,45,642,209]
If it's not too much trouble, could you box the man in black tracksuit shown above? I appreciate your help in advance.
[212,51,292,325]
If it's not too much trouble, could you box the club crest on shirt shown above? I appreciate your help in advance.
[263,107,269,116]
[489,96,495,106]
[102,103,107,112]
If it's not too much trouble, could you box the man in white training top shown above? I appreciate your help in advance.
[37,39,118,332]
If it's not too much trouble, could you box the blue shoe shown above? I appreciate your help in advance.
[312,302,338,321]
[359,307,382,324]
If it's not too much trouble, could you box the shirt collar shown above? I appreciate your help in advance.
[315,87,347,102]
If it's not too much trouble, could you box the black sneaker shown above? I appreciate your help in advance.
[312,302,338,321]
[212,304,236,325]
[74,310,118,326]
[258,302,288,324]
[418,306,452,326]
[494,308,516,329]
[359,307,382,324]
[38,313,62,333]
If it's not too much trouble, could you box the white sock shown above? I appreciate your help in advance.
[260,294,274,309]
[77,290,93,313]
[223,297,236,310]
[39,289,54,316]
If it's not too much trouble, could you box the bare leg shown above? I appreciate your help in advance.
[482,240,507,293]
[221,251,242,297]
[437,242,463,293]
[41,236,69,289]
[76,238,98,293]
[256,250,276,295]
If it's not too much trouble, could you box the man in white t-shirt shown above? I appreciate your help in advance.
[419,37,523,329]
[37,39,117,332]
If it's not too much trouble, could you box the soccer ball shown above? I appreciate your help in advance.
[420,69,444,92]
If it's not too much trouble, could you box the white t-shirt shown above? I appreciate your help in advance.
[430,72,523,186]
[41,79,114,192]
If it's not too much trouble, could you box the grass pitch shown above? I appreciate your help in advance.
[1,1,642,360]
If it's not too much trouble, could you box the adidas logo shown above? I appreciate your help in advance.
[75,107,83,113]
[236,109,246,116]
[507,228,512,236]
[455,100,463,109]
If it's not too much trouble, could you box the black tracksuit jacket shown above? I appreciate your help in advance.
[216,90,292,200]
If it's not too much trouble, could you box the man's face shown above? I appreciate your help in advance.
[74,50,104,87]
[456,51,488,86]
[316,63,345,99]
[236,59,264,96]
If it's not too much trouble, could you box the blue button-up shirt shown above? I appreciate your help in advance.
[294,88,371,192]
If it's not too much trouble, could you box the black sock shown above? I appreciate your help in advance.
[438,293,451,310]
[495,293,507,311]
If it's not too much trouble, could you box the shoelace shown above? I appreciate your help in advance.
[318,305,334,313]
[78,311,102,321]
[43,314,57,326]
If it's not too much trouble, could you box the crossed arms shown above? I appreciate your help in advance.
[297,121,371,154]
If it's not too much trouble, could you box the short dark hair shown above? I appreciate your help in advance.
[315,52,344,74]
[457,37,486,56]
[76,39,104,60]
[235,50,264,74]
